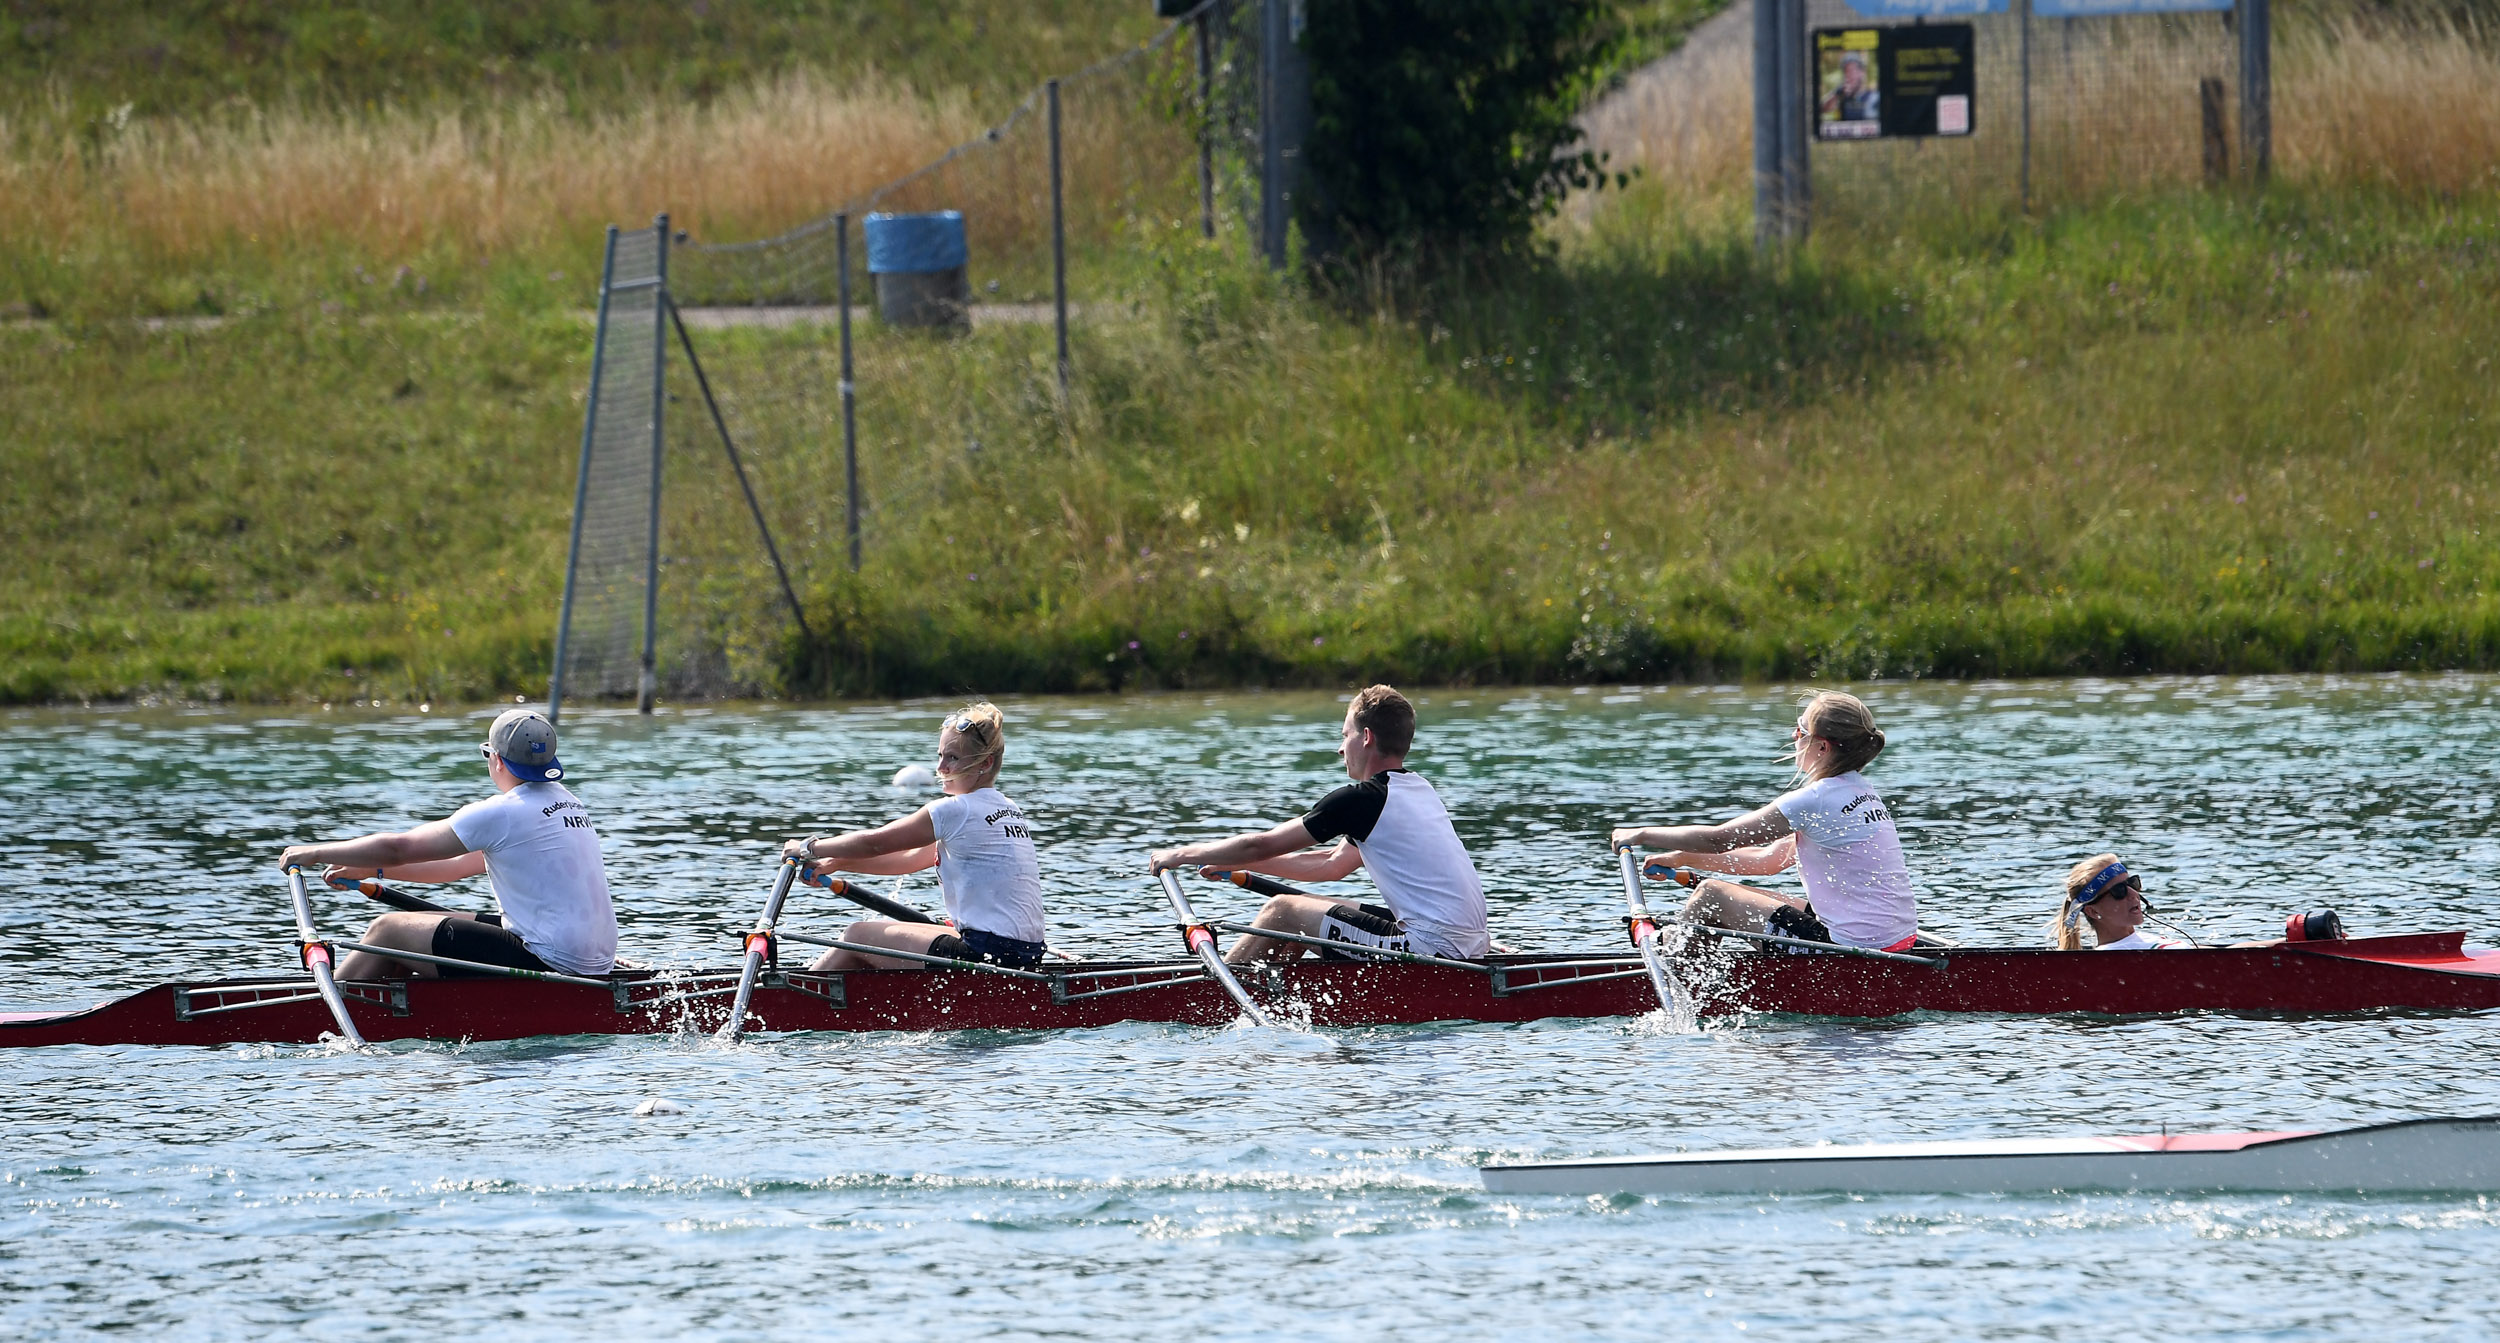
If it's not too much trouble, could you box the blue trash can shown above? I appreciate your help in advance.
[863,211,970,331]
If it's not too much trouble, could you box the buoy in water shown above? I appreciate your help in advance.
[634,1097,689,1117]
[891,764,937,790]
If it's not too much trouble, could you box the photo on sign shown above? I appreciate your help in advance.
[1816,30,1883,141]
[1813,24,1977,141]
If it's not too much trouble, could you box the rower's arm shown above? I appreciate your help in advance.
[280,820,470,874]
[325,851,487,885]
[1659,833,1796,877]
[818,843,941,877]
[1243,838,1365,884]
[1611,804,1792,856]
[791,807,941,872]
[1150,819,1317,874]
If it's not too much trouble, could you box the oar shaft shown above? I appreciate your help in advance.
[1204,868,1311,899]
[819,876,939,925]
[719,856,802,1041]
[1619,848,1690,1018]
[285,866,368,1048]
[1157,868,1269,1026]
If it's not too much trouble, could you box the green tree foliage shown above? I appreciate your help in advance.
[1302,0,1625,257]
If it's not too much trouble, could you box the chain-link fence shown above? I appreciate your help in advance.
[1756,0,2269,235]
[556,2,1277,705]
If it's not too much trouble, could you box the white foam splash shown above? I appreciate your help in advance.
[634,1097,690,1117]
[891,764,937,790]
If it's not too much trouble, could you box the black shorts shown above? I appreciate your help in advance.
[430,915,551,976]
[926,927,1048,970]
[1765,903,1836,947]
[1317,902,1410,960]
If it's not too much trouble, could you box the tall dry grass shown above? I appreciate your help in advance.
[2277,16,2500,192]
[0,70,982,268]
[1572,10,2500,208]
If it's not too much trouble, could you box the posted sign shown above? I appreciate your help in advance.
[1814,24,1976,141]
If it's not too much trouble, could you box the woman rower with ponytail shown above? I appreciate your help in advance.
[780,702,1049,970]
[1611,690,1919,953]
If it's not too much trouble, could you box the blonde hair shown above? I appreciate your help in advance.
[2051,853,2123,950]
[938,701,1006,779]
[1794,690,1886,778]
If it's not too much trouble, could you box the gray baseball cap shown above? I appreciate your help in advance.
[485,708,564,782]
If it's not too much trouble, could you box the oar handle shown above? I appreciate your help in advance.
[803,869,941,924]
[1200,867,1311,899]
[1641,859,1706,888]
[1157,866,1270,1027]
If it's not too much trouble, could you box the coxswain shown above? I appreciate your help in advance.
[784,702,1048,970]
[1149,684,1492,966]
[276,708,618,978]
[1612,690,1919,953]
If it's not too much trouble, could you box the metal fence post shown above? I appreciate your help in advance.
[549,225,622,726]
[1050,78,1071,402]
[638,213,670,715]
[1753,0,1781,250]
[1778,0,1810,239]
[837,212,860,572]
[2238,0,2271,182]
[2020,0,2034,211]
[1198,5,1216,240]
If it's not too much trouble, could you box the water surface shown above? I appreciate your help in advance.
[4,678,2496,1338]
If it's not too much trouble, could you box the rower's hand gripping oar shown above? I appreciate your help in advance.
[1618,846,1696,1021]
[285,864,369,1048]
[1157,867,1270,1027]
[719,855,802,1042]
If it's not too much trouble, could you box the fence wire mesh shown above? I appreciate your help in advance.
[562,3,1266,699]
[552,225,666,710]
[1806,1,2245,222]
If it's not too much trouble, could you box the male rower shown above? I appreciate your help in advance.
[274,708,617,979]
[1149,685,1491,966]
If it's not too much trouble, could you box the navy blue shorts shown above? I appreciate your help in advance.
[927,927,1047,969]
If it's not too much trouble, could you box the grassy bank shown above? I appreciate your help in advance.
[7,178,2496,703]
[4,10,2499,703]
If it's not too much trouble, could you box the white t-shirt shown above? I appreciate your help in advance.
[448,782,617,975]
[1772,771,1918,950]
[929,786,1047,944]
[2096,929,2186,950]
[1301,770,1492,959]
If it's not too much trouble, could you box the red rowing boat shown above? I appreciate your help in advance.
[5,930,2496,1048]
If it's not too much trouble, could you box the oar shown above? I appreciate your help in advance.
[284,865,369,1048]
[719,855,802,1042]
[327,874,452,914]
[1201,867,1313,899]
[1617,847,1694,1020]
[1156,867,1270,1026]
[802,870,938,923]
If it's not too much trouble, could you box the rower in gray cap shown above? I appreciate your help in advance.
[277,708,618,979]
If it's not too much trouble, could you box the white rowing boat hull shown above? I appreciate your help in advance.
[1479,1116,2500,1197]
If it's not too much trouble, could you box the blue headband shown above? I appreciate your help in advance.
[2072,861,2135,906]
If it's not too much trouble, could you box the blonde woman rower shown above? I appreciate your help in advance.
[2052,855,2188,950]
[1610,690,1919,953]
[781,702,1048,970]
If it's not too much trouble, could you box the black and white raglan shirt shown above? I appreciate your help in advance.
[1301,770,1491,958]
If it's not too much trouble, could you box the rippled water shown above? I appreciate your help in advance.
[5,678,2498,1338]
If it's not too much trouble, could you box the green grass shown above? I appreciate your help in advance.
[1,0,1167,122]
[9,179,2495,703]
